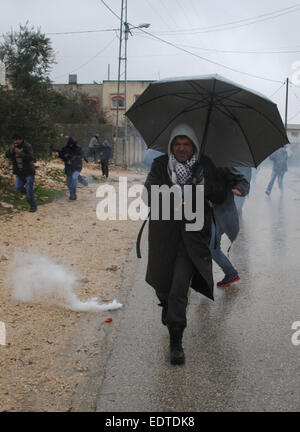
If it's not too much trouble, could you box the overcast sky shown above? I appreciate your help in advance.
[2,0,300,122]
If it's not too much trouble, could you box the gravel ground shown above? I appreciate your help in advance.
[0,162,146,411]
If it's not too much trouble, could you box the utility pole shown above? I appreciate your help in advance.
[114,0,150,166]
[285,77,289,131]
[115,0,125,143]
[123,2,129,167]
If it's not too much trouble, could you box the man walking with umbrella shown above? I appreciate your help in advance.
[127,74,288,366]
[144,124,226,365]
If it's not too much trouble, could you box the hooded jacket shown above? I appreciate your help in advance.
[98,141,112,161]
[167,123,200,158]
[144,124,226,300]
[59,143,84,174]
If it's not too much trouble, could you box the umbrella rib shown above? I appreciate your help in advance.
[220,97,288,140]
[188,81,213,100]
[219,104,258,167]
[183,100,213,112]
[148,100,203,147]
[187,80,241,101]
[213,104,237,122]
[213,89,242,102]
[127,92,209,113]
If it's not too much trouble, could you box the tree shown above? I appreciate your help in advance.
[0,23,57,155]
[51,90,105,124]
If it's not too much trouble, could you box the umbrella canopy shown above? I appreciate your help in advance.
[126,74,289,167]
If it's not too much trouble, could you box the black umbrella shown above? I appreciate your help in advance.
[126,74,289,167]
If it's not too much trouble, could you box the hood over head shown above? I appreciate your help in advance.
[168,124,200,158]
[67,136,77,146]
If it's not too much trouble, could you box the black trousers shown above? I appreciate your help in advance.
[101,160,109,177]
[157,240,195,329]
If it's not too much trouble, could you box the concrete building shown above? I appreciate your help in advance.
[52,75,152,166]
[101,80,153,126]
[53,75,103,116]
[286,124,300,165]
[53,75,153,127]
[287,123,300,144]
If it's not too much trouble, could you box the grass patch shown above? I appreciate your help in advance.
[0,174,66,216]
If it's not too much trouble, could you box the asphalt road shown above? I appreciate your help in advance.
[96,167,300,412]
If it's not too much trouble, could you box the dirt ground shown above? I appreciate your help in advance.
[0,161,146,411]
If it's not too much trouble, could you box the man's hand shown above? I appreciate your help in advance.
[14,146,21,153]
[232,188,242,196]
[191,161,204,184]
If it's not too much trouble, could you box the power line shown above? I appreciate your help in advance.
[99,0,121,21]
[52,36,117,81]
[269,83,286,99]
[151,4,300,35]
[175,43,300,55]
[289,80,300,91]
[153,0,183,46]
[145,0,174,31]
[45,27,300,55]
[99,0,284,83]
[46,28,118,36]
[286,82,300,121]
[175,0,194,28]
[133,27,283,84]
[288,108,300,121]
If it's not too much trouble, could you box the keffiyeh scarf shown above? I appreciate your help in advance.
[168,154,197,186]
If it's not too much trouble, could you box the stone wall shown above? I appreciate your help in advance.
[55,123,113,154]
[110,136,147,167]
[55,123,147,166]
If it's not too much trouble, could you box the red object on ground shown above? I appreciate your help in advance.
[105,318,112,323]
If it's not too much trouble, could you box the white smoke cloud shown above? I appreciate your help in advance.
[7,251,122,312]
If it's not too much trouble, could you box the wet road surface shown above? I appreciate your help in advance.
[96,167,299,412]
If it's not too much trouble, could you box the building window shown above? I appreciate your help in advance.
[291,131,299,137]
[111,95,125,109]
[134,94,140,102]
[85,97,99,112]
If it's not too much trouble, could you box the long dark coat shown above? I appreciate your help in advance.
[144,154,226,300]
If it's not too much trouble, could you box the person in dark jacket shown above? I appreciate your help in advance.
[210,167,250,287]
[234,167,252,217]
[265,147,288,195]
[98,140,112,178]
[5,133,37,212]
[59,137,84,200]
[144,124,226,365]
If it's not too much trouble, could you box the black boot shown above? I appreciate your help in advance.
[168,326,185,365]
[158,302,168,326]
